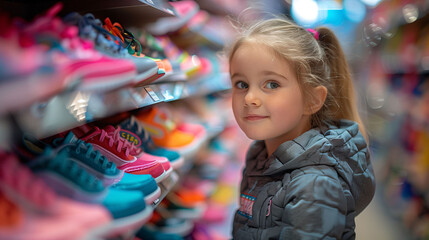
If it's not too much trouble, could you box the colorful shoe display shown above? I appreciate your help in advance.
[119,115,184,170]
[113,173,161,205]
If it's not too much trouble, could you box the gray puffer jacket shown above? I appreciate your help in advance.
[232,120,375,240]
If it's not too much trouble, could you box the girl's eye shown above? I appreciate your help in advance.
[235,81,248,89]
[266,82,280,89]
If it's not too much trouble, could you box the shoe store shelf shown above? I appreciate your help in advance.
[0,0,177,25]
[11,74,231,139]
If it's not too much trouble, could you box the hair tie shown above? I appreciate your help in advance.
[307,28,319,40]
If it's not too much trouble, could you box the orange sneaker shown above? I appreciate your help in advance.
[0,192,22,228]
[135,107,195,149]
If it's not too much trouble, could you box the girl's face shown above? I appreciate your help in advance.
[230,43,311,149]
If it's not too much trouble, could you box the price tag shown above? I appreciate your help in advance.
[144,87,160,102]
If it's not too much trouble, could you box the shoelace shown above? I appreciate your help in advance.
[28,149,103,191]
[53,137,116,172]
[111,126,139,155]
[74,140,115,170]
[64,12,126,56]
[84,127,133,159]
[103,17,143,57]
[0,154,56,208]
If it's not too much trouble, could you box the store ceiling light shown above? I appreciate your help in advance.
[291,0,319,26]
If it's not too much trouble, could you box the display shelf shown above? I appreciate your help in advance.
[0,0,177,25]
[11,74,231,139]
[153,171,179,208]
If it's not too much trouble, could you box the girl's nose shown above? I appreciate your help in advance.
[244,89,261,107]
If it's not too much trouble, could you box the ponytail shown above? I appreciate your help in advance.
[316,27,367,141]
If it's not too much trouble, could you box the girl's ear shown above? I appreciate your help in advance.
[304,86,328,115]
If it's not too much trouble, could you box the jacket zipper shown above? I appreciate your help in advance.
[260,196,273,228]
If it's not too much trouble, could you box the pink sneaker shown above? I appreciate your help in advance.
[129,146,173,180]
[0,152,111,240]
[117,152,167,183]
[71,125,136,167]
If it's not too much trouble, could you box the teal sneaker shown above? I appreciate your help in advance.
[94,188,152,236]
[113,173,161,205]
[118,116,184,170]
[27,148,107,203]
[52,132,124,186]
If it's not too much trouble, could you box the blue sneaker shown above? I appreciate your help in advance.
[113,173,161,205]
[26,148,107,203]
[118,116,184,170]
[51,132,124,186]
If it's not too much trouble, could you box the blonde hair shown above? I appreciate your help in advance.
[228,18,367,141]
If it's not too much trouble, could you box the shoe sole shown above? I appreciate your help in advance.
[38,172,107,203]
[85,204,153,239]
[144,186,161,205]
[69,157,124,187]
[169,156,185,170]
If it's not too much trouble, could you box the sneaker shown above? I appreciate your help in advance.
[157,197,205,220]
[25,148,107,203]
[63,12,162,87]
[155,36,202,78]
[135,107,195,149]
[0,37,67,115]
[147,0,200,35]
[117,152,167,183]
[0,151,111,240]
[0,192,22,228]
[0,152,56,211]
[90,188,153,238]
[71,124,136,167]
[51,132,124,186]
[102,17,168,86]
[135,226,184,240]
[119,115,185,170]
[148,211,194,237]
[14,3,139,93]
[112,173,161,205]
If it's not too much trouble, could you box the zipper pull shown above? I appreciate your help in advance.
[266,199,272,216]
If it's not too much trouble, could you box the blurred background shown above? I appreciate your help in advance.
[0,0,428,239]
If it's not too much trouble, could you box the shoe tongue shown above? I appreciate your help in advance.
[62,132,79,144]
[72,124,99,139]
[103,125,116,133]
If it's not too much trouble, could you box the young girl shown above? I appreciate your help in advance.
[229,17,376,239]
